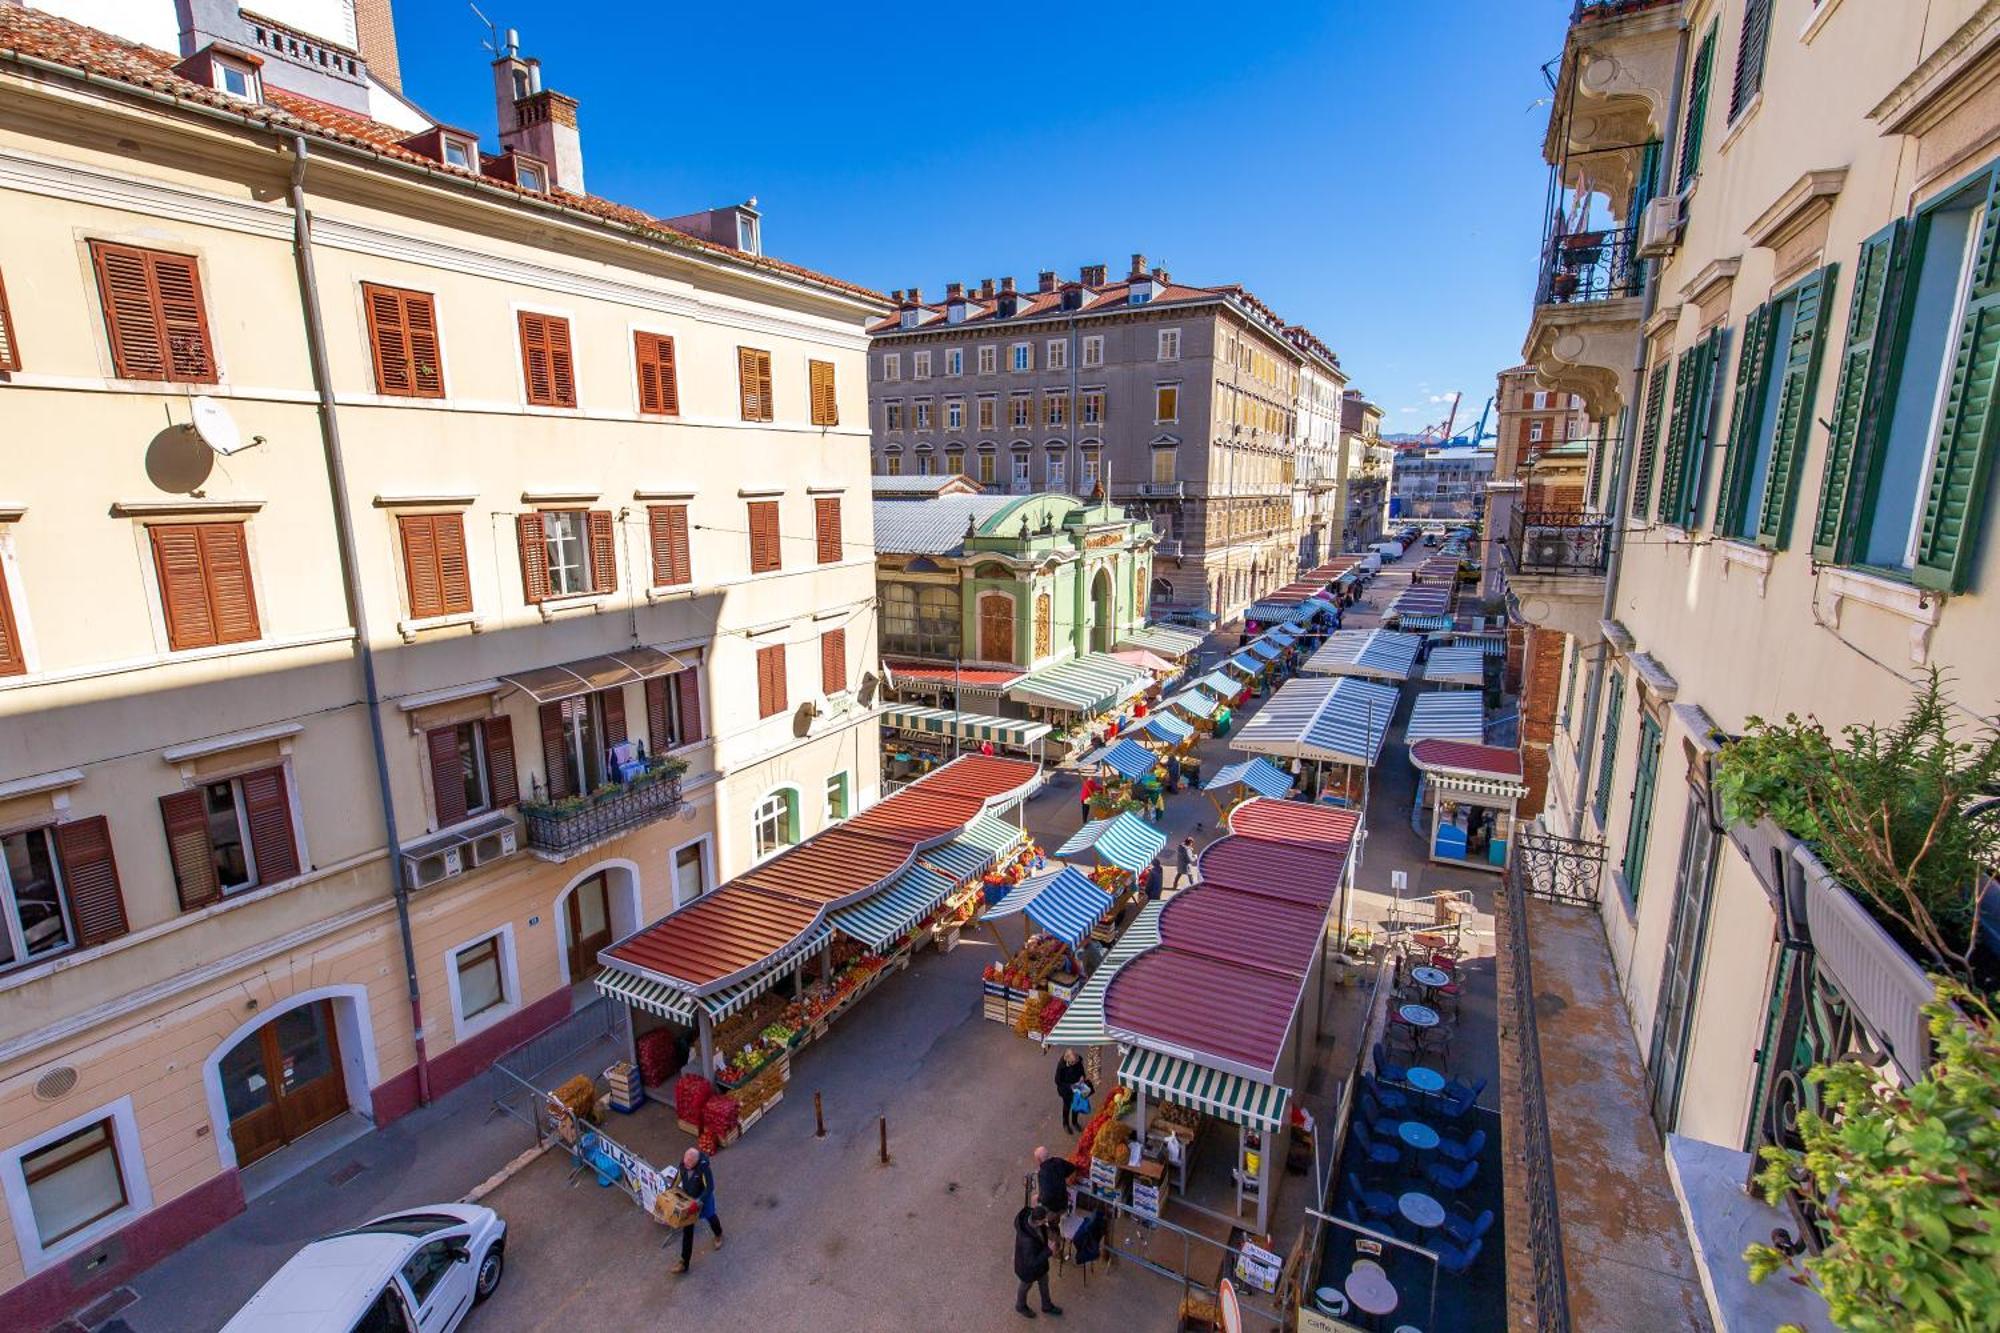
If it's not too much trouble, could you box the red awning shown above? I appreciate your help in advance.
[1408,739,1525,779]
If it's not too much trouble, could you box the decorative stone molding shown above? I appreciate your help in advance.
[1868,0,2000,136]
[1681,258,1741,332]
[1718,539,1775,597]
[1747,169,1847,285]
[1818,566,1944,663]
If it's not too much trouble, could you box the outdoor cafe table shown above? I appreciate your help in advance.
[1405,1066,1445,1095]
[1411,965,1450,995]
[1399,1002,1440,1054]
[1398,1121,1440,1151]
[1346,1265,1399,1316]
[1398,1191,1445,1229]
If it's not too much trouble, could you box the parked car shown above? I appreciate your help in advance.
[221,1203,505,1333]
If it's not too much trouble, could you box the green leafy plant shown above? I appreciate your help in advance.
[1746,982,2000,1332]
[1713,671,1999,977]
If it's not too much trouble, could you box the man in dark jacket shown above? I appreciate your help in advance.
[1033,1145,1076,1217]
[1143,859,1164,902]
[1172,835,1197,889]
[1012,1205,1061,1318]
[673,1146,723,1274]
[1054,1051,1087,1132]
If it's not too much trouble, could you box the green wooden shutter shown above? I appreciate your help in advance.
[1659,344,1697,525]
[1758,264,1837,549]
[1682,330,1727,530]
[1633,358,1671,520]
[1730,0,1774,123]
[1622,713,1664,902]
[1593,670,1625,825]
[1814,221,1910,560]
[1678,25,1717,192]
[1913,171,2000,591]
[1718,303,1775,538]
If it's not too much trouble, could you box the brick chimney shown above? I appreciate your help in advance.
[1153,265,1169,284]
[352,0,402,91]
[1129,253,1148,279]
[1038,269,1058,293]
[980,278,995,298]
[492,30,584,193]
[1080,263,1107,286]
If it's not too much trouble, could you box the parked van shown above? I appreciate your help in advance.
[221,1203,506,1333]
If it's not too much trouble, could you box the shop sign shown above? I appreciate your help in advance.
[1131,1179,1162,1221]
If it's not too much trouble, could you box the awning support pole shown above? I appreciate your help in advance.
[697,1009,715,1082]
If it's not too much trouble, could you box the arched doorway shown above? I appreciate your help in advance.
[978,591,1015,662]
[214,1000,351,1166]
[556,862,641,985]
[1090,568,1113,651]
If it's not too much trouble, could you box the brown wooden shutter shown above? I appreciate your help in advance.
[587,510,618,593]
[813,496,842,564]
[153,252,216,383]
[600,686,627,746]
[485,716,519,807]
[747,501,780,574]
[400,514,442,617]
[820,628,847,695]
[198,523,260,644]
[89,242,216,383]
[519,312,575,407]
[433,514,471,613]
[648,505,690,586]
[159,789,220,911]
[546,315,577,406]
[645,676,671,753]
[404,290,443,397]
[809,359,837,426]
[676,667,704,743]
[428,725,467,827]
[53,817,128,947]
[635,332,679,415]
[151,524,217,649]
[539,702,570,798]
[738,346,773,421]
[0,267,20,372]
[516,512,551,603]
[756,643,786,717]
[240,766,299,883]
[0,558,24,676]
[364,285,443,399]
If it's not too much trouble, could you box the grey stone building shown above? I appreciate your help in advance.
[865,256,1344,623]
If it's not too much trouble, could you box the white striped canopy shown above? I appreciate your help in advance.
[1165,689,1219,720]
[1231,675,1399,767]
[916,814,1024,883]
[1435,771,1528,800]
[1116,624,1206,658]
[881,702,1053,748]
[1195,670,1241,699]
[1057,812,1168,873]
[1455,632,1508,658]
[1045,901,1165,1046]
[1142,711,1196,745]
[1224,651,1265,677]
[1118,1045,1291,1132]
[1422,644,1489,687]
[1394,613,1455,632]
[829,863,956,949]
[1245,639,1281,662]
[1303,629,1422,682]
[1405,691,1486,744]
[1203,757,1296,799]
[1007,653,1152,714]
[595,963,695,1022]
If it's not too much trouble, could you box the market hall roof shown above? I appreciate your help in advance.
[601,755,1039,994]
[1230,675,1399,767]
[1404,691,1487,744]
[872,495,1024,555]
[1408,740,1525,780]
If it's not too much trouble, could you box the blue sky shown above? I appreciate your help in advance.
[394,1,1568,434]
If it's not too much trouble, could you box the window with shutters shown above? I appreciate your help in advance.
[362,284,443,398]
[1081,389,1104,425]
[978,345,997,375]
[89,241,216,383]
[747,501,781,574]
[976,396,996,431]
[814,497,842,564]
[647,504,691,587]
[976,449,997,485]
[914,399,932,431]
[737,346,774,421]
[809,359,838,426]
[946,348,963,377]
[946,447,965,476]
[756,643,787,718]
[397,513,473,618]
[159,766,300,908]
[0,549,24,678]
[517,311,576,407]
[1656,330,1725,531]
[1047,339,1068,371]
[0,824,107,973]
[884,401,903,432]
[150,523,259,651]
[1717,267,1834,546]
[425,718,516,827]
[1011,343,1031,372]
[1631,357,1671,519]
[1729,0,1773,124]
[634,332,680,416]
[883,451,902,476]
[1816,170,1999,589]
[1043,392,1067,428]
[1677,23,1717,192]
[1593,670,1625,826]
[527,509,612,598]
[1010,395,1031,429]
[820,628,847,695]
[0,267,20,372]
[646,667,703,753]
[1621,713,1664,903]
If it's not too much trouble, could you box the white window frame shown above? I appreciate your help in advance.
[1081,335,1104,367]
[946,347,963,377]
[0,825,76,974]
[824,771,850,822]
[914,399,933,431]
[1046,339,1068,370]
[946,399,965,431]
[978,345,998,375]
[1011,453,1032,492]
[213,54,260,101]
[751,786,800,863]
[669,834,713,907]
[1047,452,1067,490]
[541,509,592,597]
[882,352,902,383]
[914,349,932,380]
[516,160,548,193]
[1158,328,1181,361]
[1080,449,1103,494]
[884,400,903,432]
[2,1096,152,1275]
[445,924,520,1041]
[1012,342,1032,372]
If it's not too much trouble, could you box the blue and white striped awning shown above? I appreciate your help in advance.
[1057,812,1168,873]
[1224,651,1265,677]
[1196,671,1241,699]
[1244,639,1281,662]
[1232,675,1399,767]
[1405,691,1487,744]
[1423,644,1489,687]
[1097,738,1160,782]
[982,865,1115,949]
[917,813,1025,884]
[1044,901,1165,1046]
[595,963,696,1022]
[1117,1046,1291,1132]
[1267,626,1300,646]
[1166,689,1219,720]
[1203,757,1297,799]
[1143,712,1195,745]
[829,863,955,949]
[881,702,1053,749]
[1007,653,1151,715]
[1393,613,1455,632]
[1303,629,1422,682]
[1116,624,1206,658]
[1245,599,1306,623]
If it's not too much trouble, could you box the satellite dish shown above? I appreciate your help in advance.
[188,396,257,456]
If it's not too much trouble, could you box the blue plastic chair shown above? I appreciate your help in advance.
[1351,1120,1401,1168]
[1435,1234,1483,1275]
[1437,1127,1487,1165]
[1373,1041,1409,1086]
[1345,1173,1398,1222]
[1426,1158,1479,1192]
[1362,1073,1410,1114]
[1442,1208,1494,1247]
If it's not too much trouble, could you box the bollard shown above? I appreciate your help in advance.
[878,1114,889,1164]
[814,1090,826,1138]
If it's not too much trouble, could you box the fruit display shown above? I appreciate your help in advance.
[1089,1119,1134,1164]
[982,934,1069,991]
[1155,1099,1201,1133]
[759,1021,797,1047]
[700,1092,740,1142]
[673,1073,712,1124]
[1071,1085,1135,1166]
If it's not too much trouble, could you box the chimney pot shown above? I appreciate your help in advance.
[890,289,903,302]
[946,282,964,299]
[908,286,923,305]
[980,278,995,298]
[1153,266,1167,283]
[1038,269,1057,293]
[1080,264,1107,286]
[1000,276,1016,294]
[1130,253,1147,278]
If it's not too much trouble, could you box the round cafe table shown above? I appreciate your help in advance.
[1405,1066,1446,1095]
[1346,1265,1399,1317]
[1398,1120,1441,1151]
[1399,1191,1446,1229]
[1411,965,1450,992]
[1399,1003,1439,1029]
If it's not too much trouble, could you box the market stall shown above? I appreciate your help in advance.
[880,702,1053,766]
[1404,690,1486,744]
[1230,674,1398,807]
[1162,686,1221,729]
[1420,643,1489,690]
[1056,811,1169,878]
[1301,628,1421,682]
[1408,738,1527,872]
[1138,709,1196,749]
[1006,652,1155,761]
[1201,757,1297,817]
[981,865,1118,1032]
[1116,623,1207,660]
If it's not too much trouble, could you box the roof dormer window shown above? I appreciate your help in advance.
[215,55,260,101]
[736,212,760,255]
[516,160,548,193]
[441,135,476,170]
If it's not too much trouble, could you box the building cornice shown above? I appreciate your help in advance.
[1869,0,2000,136]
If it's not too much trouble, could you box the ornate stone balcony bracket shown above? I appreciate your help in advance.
[1817,565,1943,664]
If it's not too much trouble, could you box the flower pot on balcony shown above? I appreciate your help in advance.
[1792,844,1936,1080]
[1548,271,1581,301]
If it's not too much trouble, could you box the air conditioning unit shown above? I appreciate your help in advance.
[468,825,518,866]
[1637,194,1685,259]
[1527,533,1572,568]
[406,845,463,888]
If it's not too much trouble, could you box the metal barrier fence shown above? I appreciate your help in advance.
[488,994,631,1142]
[1501,880,1573,1333]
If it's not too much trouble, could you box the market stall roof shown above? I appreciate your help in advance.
[1231,675,1399,766]
[1109,647,1177,674]
[829,863,955,950]
[1158,885,1329,977]
[1056,811,1168,873]
[1006,653,1151,714]
[498,646,692,705]
[1422,644,1489,687]
[1228,797,1362,857]
[1105,947,1305,1081]
[1141,711,1196,745]
[1302,629,1422,682]
[981,865,1115,950]
[884,660,1026,690]
[1244,597,1307,623]
[736,827,920,909]
[594,963,696,1023]
[1223,650,1265,676]
[694,928,832,1020]
[1195,670,1241,699]
[1243,639,1281,662]
[1388,586,1453,617]
[1202,757,1296,800]
[1435,772,1530,799]
[1095,738,1160,782]
[1393,613,1456,632]
[1043,900,1166,1046]
[1116,623,1206,658]
[914,812,1025,883]
[1197,836,1348,911]
[1164,689,1219,720]
[1408,739,1525,779]
[1454,631,1509,658]
[1405,691,1487,744]
[1116,1047,1290,1132]
[880,702,1053,749]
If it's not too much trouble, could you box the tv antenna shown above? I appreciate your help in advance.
[469,3,503,55]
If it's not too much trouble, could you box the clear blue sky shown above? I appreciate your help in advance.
[394,1,1568,434]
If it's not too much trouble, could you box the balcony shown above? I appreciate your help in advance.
[1502,509,1610,640]
[1537,227,1642,306]
[1523,230,1646,422]
[522,759,685,859]
[1152,538,1184,558]
[1546,0,1681,171]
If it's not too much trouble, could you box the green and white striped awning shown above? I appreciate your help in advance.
[881,702,1053,749]
[1007,653,1152,715]
[595,963,696,1022]
[1118,1046,1291,1132]
[917,813,1024,884]
[696,927,832,1020]
[1045,901,1165,1046]
[829,863,956,949]
[1117,624,1206,658]
[1435,771,1528,800]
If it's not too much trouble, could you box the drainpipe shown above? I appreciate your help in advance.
[1565,24,1691,841]
[286,136,432,1107]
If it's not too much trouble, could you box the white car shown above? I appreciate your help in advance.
[221,1203,506,1333]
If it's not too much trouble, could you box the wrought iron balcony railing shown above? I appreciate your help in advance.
[522,766,684,856]
[1536,226,1644,306]
[1506,508,1613,576]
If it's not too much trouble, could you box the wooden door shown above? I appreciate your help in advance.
[978,593,1014,663]
[221,1001,347,1165]
[566,873,612,981]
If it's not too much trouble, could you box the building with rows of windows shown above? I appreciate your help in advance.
[0,4,886,1322]
[863,260,1348,623]
[1499,1,2000,1327]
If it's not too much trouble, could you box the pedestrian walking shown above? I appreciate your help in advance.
[1172,835,1196,889]
[672,1146,723,1274]
[1079,775,1097,822]
[1055,1050,1086,1132]
[1165,752,1182,793]
[1034,1145,1077,1218]
[1012,1205,1062,1319]
[1143,859,1164,901]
